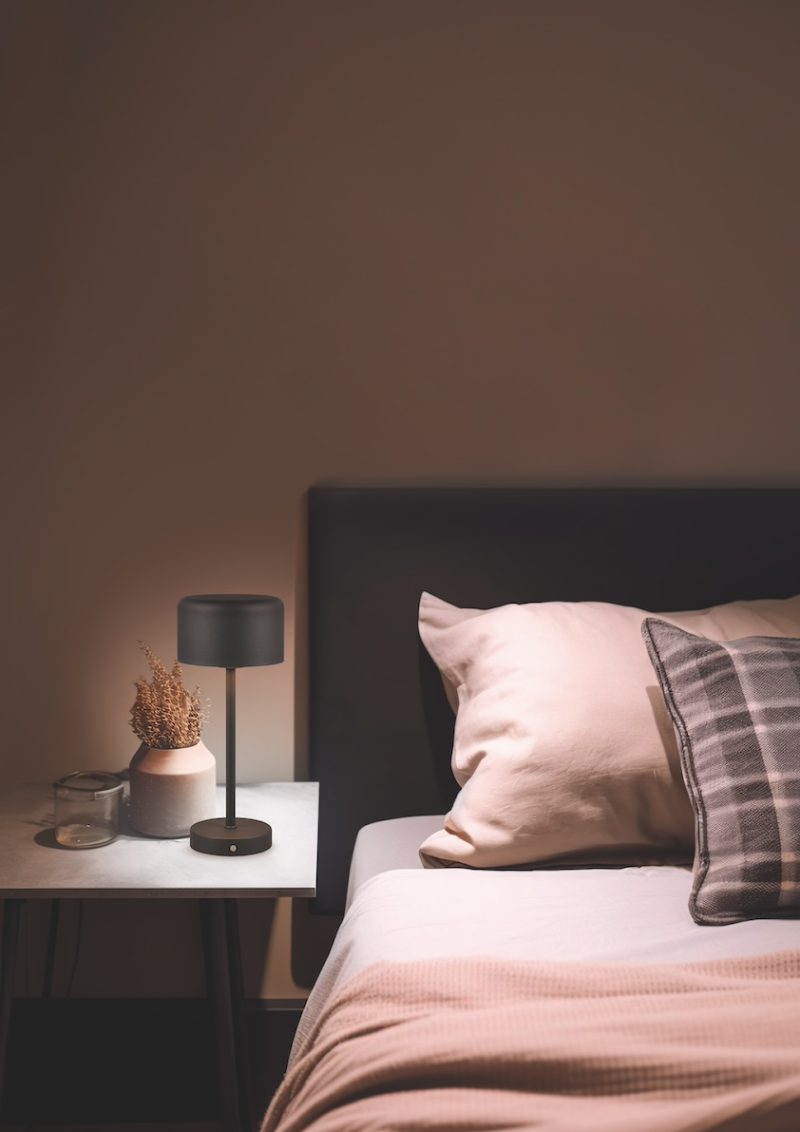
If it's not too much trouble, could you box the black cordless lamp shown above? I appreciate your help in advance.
[177,594,284,856]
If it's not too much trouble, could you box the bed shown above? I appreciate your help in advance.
[265,487,800,1132]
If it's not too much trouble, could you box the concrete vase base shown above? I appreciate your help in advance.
[128,740,216,838]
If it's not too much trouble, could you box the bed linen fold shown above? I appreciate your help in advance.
[263,951,800,1132]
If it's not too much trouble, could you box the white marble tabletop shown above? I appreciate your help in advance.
[0,782,318,899]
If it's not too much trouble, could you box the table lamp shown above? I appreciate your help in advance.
[177,594,284,856]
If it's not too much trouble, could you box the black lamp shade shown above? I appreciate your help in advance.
[177,594,284,669]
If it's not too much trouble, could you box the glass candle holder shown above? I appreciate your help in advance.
[53,771,124,848]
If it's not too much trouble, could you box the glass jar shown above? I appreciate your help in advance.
[53,771,124,848]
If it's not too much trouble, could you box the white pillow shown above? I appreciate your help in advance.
[418,591,800,870]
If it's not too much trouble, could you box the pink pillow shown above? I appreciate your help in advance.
[418,591,800,870]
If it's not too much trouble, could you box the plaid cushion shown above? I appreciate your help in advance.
[642,618,800,926]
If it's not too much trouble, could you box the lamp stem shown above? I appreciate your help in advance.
[225,667,236,828]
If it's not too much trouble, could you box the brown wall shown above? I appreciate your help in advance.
[2,0,799,998]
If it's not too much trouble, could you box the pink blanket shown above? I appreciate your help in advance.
[263,952,800,1132]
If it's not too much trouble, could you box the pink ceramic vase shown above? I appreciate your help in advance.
[128,740,216,837]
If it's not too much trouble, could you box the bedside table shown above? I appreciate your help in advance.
[0,781,318,1132]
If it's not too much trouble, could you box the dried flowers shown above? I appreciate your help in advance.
[130,643,206,749]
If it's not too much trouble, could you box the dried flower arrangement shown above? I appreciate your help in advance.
[130,643,207,750]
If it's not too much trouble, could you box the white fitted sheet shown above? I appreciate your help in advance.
[296,818,800,1064]
[345,814,444,908]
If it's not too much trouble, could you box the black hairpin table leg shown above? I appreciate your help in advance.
[42,898,61,1000]
[224,899,253,1128]
[0,899,23,1113]
[201,899,253,1132]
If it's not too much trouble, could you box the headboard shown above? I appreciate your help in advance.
[308,486,800,914]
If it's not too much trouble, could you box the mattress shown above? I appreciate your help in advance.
[344,814,444,908]
[297,817,800,1064]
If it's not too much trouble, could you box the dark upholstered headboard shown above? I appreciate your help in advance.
[308,486,800,914]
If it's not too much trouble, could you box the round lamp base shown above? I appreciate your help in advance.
[190,817,272,856]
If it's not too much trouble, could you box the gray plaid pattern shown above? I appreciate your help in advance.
[642,618,800,926]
